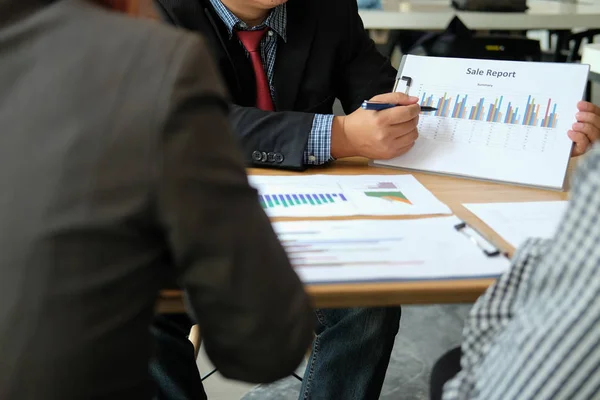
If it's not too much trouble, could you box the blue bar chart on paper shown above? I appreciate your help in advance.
[258,192,348,209]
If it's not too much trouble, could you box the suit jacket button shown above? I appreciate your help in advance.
[274,153,284,163]
[267,152,276,162]
[261,152,268,162]
[252,151,262,162]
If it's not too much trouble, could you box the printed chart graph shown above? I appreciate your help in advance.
[271,217,511,284]
[365,182,411,204]
[248,175,451,217]
[276,223,423,270]
[280,232,411,267]
[364,191,412,205]
[412,85,566,153]
[421,92,559,128]
[258,181,413,209]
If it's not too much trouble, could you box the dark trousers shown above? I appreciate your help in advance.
[150,314,207,400]
[430,347,462,400]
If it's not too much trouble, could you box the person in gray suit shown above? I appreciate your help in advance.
[0,1,314,399]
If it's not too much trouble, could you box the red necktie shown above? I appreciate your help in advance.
[235,29,275,111]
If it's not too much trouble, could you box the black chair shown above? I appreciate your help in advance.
[566,30,600,102]
[548,29,600,63]
[430,347,462,400]
[424,35,541,61]
[375,30,430,59]
[408,17,541,62]
[410,33,541,62]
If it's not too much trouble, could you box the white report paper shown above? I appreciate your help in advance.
[464,201,568,248]
[248,174,450,217]
[272,216,510,285]
[373,55,589,190]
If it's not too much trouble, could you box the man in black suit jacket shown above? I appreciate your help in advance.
[151,0,410,399]
[154,0,422,171]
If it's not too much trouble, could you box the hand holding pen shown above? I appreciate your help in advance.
[330,92,421,160]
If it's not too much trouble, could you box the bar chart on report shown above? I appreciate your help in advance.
[420,91,559,128]
[258,192,348,209]
[415,85,562,152]
[248,175,451,217]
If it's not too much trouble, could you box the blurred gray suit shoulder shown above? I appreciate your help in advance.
[0,1,313,399]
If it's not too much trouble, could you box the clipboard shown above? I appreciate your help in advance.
[454,220,503,258]
[370,54,589,192]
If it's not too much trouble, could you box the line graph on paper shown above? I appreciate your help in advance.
[414,85,562,153]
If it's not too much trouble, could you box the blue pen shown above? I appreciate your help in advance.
[361,100,437,112]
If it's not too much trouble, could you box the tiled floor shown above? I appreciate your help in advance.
[196,349,253,400]
[197,344,308,400]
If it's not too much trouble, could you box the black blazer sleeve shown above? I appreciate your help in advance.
[230,104,314,170]
[335,0,398,114]
[156,35,314,383]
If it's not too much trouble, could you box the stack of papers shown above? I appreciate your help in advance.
[272,216,510,285]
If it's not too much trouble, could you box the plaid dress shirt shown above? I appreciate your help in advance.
[444,144,600,399]
[209,0,333,165]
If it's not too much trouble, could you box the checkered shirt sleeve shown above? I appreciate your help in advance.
[304,114,334,165]
[444,145,600,400]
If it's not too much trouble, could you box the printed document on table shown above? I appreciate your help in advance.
[464,201,568,248]
[272,216,510,284]
[248,174,451,217]
[373,55,589,190]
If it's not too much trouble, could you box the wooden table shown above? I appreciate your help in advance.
[158,158,571,312]
[359,0,600,30]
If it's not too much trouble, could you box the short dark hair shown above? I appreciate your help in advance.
[90,0,131,12]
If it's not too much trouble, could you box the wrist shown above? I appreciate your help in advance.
[331,116,354,159]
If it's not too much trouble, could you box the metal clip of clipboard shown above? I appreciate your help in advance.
[393,54,413,94]
[392,75,412,95]
[454,222,501,257]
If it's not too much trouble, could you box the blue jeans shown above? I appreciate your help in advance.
[150,307,401,400]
